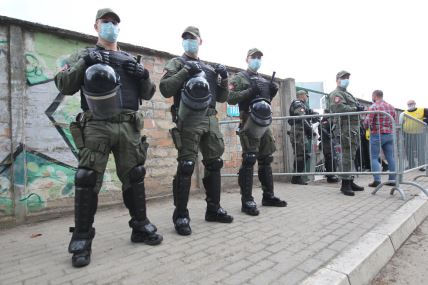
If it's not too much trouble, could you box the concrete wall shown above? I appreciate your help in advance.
[0,16,296,226]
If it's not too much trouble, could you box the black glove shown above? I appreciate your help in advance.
[356,104,365,111]
[183,61,202,76]
[248,80,260,98]
[123,60,149,80]
[214,64,228,79]
[83,50,109,66]
[269,82,279,97]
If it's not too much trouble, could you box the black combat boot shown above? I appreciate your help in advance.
[258,161,287,207]
[126,165,163,245]
[326,175,339,183]
[203,165,233,223]
[350,178,364,191]
[324,154,339,182]
[291,159,308,185]
[239,167,259,216]
[291,176,308,185]
[239,154,259,216]
[68,169,98,268]
[340,179,355,196]
[172,161,194,235]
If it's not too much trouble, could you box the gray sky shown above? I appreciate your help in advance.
[2,0,427,109]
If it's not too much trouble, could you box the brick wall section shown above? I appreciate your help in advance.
[0,16,294,224]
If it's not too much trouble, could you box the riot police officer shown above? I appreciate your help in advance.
[228,48,287,216]
[328,70,365,196]
[159,26,233,236]
[55,8,163,267]
[288,89,317,185]
[319,117,339,183]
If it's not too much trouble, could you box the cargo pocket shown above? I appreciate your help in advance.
[137,136,148,164]
[170,127,182,150]
[69,122,84,149]
[134,111,145,131]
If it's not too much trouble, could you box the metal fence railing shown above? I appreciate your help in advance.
[220,111,428,200]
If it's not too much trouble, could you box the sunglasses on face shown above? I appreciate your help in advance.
[250,55,262,59]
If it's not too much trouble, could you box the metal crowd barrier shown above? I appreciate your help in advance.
[372,113,428,199]
[220,111,428,200]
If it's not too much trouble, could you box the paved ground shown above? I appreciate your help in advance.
[0,174,426,285]
[371,216,428,285]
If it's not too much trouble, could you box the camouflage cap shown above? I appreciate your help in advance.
[247,48,263,57]
[296,90,309,96]
[96,8,121,23]
[181,26,201,39]
[336,70,350,79]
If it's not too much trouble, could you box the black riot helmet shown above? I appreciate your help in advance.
[181,75,211,111]
[249,98,272,126]
[82,63,122,119]
[83,63,120,95]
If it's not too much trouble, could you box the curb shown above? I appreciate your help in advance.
[301,195,428,285]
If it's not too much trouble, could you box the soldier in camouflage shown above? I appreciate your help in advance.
[159,26,233,236]
[55,8,163,268]
[288,90,316,185]
[328,70,365,196]
[228,48,287,216]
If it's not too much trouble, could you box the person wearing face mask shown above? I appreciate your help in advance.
[328,70,365,196]
[227,48,287,216]
[159,26,233,236]
[55,8,163,268]
[288,90,318,185]
[401,100,428,170]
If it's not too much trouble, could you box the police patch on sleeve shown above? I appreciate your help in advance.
[334,96,341,104]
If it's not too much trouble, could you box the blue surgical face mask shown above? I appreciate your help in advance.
[99,22,120,43]
[248,58,261,71]
[339,79,349,88]
[182,39,199,54]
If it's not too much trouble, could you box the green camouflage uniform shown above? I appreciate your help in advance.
[228,70,276,157]
[288,99,312,181]
[159,54,229,220]
[228,69,281,206]
[55,46,155,192]
[329,86,361,180]
[159,56,228,162]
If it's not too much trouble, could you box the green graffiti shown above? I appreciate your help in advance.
[25,52,51,85]
[19,193,44,212]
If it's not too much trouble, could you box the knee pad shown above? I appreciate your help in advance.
[75,168,97,188]
[129,165,146,183]
[242,153,257,167]
[203,158,223,171]
[258,155,273,166]
[178,160,195,176]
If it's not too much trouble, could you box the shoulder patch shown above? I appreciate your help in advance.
[334,96,341,104]
[228,83,235,90]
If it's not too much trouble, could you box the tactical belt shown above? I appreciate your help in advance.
[81,111,136,123]
[104,113,136,123]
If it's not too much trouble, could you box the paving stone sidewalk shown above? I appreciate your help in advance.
[0,174,426,285]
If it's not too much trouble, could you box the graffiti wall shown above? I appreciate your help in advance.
[0,17,292,224]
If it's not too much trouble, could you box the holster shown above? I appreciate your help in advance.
[170,127,182,149]
[170,105,178,123]
[70,120,84,149]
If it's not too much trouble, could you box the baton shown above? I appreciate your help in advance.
[270,71,276,83]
